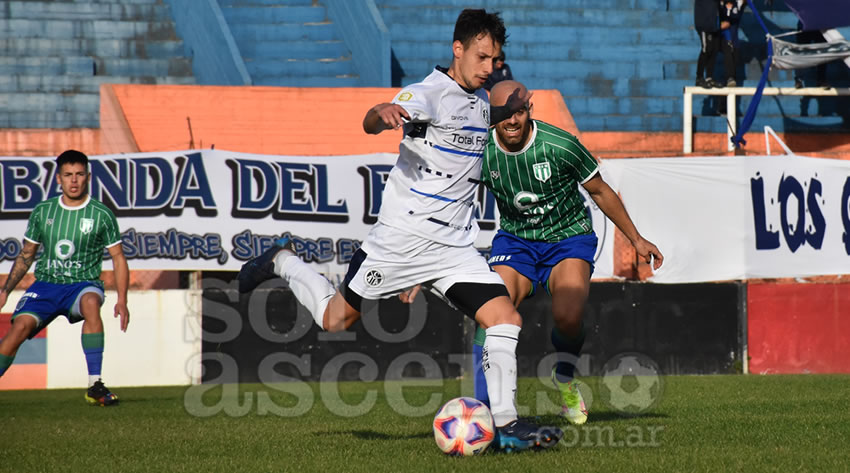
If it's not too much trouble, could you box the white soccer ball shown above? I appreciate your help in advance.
[432,397,495,456]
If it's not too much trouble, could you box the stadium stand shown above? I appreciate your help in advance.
[217,0,360,87]
[375,0,849,133]
[0,0,195,129]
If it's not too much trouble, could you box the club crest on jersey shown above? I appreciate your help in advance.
[55,239,75,260]
[80,218,94,234]
[364,269,384,287]
[532,162,552,182]
[46,218,54,226]
[482,107,490,124]
[490,170,500,180]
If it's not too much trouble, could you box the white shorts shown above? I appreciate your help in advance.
[346,223,504,300]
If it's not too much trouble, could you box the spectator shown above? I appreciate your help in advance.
[484,50,513,91]
[695,0,722,88]
[720,0,746,87]
[795,21,830,89]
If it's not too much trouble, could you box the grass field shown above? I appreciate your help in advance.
[3,374,849,472]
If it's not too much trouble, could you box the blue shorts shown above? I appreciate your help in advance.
[12,280,105,339]
[488,230,597,297]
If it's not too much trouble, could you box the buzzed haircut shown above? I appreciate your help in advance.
[56,149,89,169]
[453,9,507,48]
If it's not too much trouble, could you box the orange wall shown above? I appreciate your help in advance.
[100,84,580,156]
[0,129,101,157]
[1,84,847,160]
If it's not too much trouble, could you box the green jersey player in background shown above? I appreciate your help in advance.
[0,150,130,406]
[473,80,664,424]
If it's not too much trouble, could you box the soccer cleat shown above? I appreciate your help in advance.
[237,236,294,293]
[551,368,588,425]
[495,419,562,452]
[695,77,708,88]
[85,380,119,406]
[726,78,737,87]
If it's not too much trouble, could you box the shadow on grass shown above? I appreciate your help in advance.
[530,411,670,425]
[319,429,433,441]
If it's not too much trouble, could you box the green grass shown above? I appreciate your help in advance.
[3,375,850,473]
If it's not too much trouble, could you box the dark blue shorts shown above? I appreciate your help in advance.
[488,230,597,297]
[12,280,105,339]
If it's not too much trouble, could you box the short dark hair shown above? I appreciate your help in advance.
[453,9,507,48]
[56,149,89,169]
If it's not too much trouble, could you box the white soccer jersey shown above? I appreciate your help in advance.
[379,67,491,247]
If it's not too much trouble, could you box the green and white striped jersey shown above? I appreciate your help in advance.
[24,196,122,284]
[482,120,599,242]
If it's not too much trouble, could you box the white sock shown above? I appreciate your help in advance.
[89,375,100,387]
[483,324,521,427]
[274,251,334,328]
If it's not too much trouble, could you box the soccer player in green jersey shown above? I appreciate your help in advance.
[473,80,664,424]
[0,150,130,406]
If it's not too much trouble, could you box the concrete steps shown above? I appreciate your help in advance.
[220,0,358,87]
[0,0,195,128]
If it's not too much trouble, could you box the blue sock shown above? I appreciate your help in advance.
[551,323,585,383]
[0,353,14,377]
[81,333,104,379]
[472,325,489,407]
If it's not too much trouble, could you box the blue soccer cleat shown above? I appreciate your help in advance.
[237,236,294,293]
[495,419,563,453]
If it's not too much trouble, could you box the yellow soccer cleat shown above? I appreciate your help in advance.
[551,368,588,425]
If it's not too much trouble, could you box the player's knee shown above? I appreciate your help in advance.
[476,296,522,328]
[80,292,102,309]
[9,317,36,342]
[79,293,103,318]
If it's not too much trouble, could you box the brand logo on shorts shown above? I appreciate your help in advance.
[488,254,512,264]
[364,269,384,287]
[80,218,94,234]
[55,239,75,260]
[533,162,552,182]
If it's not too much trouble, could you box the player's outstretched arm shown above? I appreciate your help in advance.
[0,241,40,311]
[583,174,664,270]
[108,244,130,332]
[363,103,411,134]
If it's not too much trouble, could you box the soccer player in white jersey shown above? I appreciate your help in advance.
[0,150,130,405]
[473,80,664,424]
[238,9,562,452]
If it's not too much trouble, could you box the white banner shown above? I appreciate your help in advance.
[0,150,615,281]
[602,155,850,283]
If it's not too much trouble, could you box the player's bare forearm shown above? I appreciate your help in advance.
[2,241,39,293]
[585,176,641,244]
[108,243,131,331]
[112,249,129,303]
[363,103,410,134]
[363,107,390,134]
[585,175,664,269]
